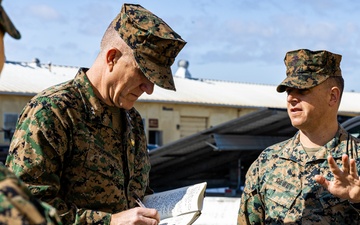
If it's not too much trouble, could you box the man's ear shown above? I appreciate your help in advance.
[329,86,341,107]
[106,48,120,72]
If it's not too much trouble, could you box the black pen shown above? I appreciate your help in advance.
[132,193,146,208]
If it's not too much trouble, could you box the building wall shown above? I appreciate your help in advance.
[134,102,257,145]
[0,95,32,145]
[0,94,258,147]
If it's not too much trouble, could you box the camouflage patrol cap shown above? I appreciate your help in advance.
[0,0,21,39]
[112,3,186,91]
[276,49,342,93]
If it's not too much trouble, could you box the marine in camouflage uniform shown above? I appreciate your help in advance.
[238,49,360,224]
[5,3,185,224]
[6,69,150,223]
[0,164,62,225]
[0,1,62,224]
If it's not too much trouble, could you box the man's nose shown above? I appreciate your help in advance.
[140,80,154,95]
[287,93,299,104]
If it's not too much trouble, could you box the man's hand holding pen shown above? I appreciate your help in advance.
[133,193,147,208]
[110,194,160,225]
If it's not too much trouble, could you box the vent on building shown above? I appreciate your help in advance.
[32,58,41,67]
[174,60,192,79]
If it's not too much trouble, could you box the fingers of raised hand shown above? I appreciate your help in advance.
[328,155,342,176]
[349,158,359,178]
[342,154,350,174]
[314,175,329,189]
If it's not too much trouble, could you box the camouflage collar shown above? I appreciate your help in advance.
[280,126,353,162]
[73,68,136,131]
[73,68,112,127]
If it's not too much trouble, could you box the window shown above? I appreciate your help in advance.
[3,113,18,141]
[148,130,162,146]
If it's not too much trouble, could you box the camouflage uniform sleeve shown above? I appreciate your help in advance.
[5,102,112,224]
[127,108,152,205]
[238,158,265,225]
[0,164,62,225]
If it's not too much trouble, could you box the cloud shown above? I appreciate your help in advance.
[5,0,360,91]
[28,4,63,21]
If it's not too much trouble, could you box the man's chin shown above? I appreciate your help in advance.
[290,119,303,129]
[118,102,135,110]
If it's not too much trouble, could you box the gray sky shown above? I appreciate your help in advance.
[4,0,360,91]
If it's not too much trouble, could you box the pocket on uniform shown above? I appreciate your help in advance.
[84,146,124,184]
[69,146,126,208]
[263,182,300,219]
[265,183,299,207]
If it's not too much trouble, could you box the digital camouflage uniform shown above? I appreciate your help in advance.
[238,127,360,224]
[6,69,151,224]
[238,49,360,224]
[5,3,185,224]
[0,1,61,224]
[0,164,62,225]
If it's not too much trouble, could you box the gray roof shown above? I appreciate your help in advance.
[0,61,78,95]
